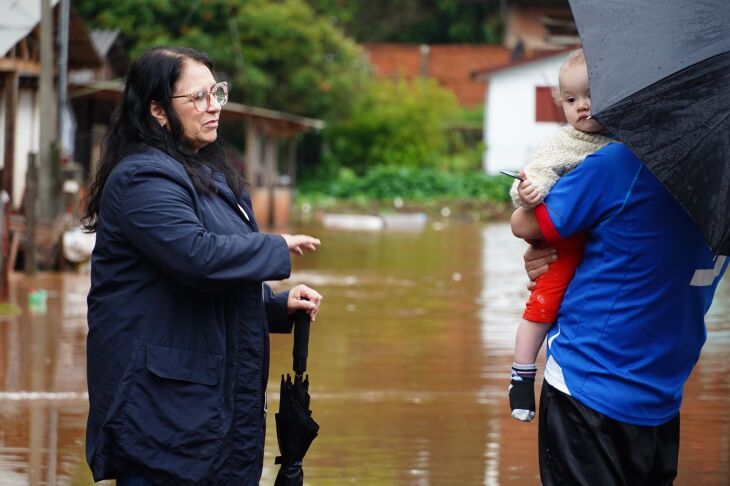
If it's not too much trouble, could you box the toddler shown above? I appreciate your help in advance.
[508,48,612,422]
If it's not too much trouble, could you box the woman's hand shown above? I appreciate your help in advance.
[281,234,321,256]
[287,284,323,322]
[524,245,556,291]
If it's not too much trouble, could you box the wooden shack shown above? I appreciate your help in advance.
[0,1,101,278]
[1,1,100,208]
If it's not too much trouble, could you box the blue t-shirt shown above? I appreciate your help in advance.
[537,143,728,426]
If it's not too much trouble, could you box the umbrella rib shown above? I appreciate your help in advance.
[663,111,730,172]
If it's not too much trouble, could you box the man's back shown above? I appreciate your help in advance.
[537,143,728,425]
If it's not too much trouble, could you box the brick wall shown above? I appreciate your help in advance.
[362,43,512,107]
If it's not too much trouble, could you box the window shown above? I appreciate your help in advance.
[535,86,566,123]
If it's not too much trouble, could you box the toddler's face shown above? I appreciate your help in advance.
[559,62,605,134]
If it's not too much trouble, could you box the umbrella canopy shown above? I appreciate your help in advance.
[274,311,319,486]
[568,0,730,254]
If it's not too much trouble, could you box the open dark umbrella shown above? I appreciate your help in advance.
[274,311,319,486]
[568,0,730,254]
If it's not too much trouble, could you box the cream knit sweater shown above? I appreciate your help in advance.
[510,126,612,209]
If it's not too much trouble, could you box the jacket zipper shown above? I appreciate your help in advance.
[261,282,267,423]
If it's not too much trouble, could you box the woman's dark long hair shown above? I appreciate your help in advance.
[81,46,244,232]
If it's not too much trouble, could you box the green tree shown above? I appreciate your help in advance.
[75,0,494,180]
[75,0,369,120]
[307,0,504,43]
[230,0,369,118]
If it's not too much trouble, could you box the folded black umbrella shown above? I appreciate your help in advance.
[569,0,730,254]
[274,311,319,486]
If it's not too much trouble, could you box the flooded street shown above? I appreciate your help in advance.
[1,221,729,485]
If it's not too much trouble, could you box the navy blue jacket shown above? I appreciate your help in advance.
[86,148,293,484]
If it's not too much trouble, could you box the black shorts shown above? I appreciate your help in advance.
[538,382,679,486]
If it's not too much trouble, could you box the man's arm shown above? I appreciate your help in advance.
[524,246,556,289]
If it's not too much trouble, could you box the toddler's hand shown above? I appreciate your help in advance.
[517,175,543,207]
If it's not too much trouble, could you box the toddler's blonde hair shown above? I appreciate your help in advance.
[553,47,586,105]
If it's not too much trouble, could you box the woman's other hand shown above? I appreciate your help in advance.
[287,284,323,322]
[524,245,556,290]
[282,234,321,256]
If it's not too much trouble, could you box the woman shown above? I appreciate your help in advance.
[83,46,322,484]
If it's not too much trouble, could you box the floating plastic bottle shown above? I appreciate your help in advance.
[28,288,48,315]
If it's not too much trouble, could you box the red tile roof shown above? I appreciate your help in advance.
[470,46,577,79]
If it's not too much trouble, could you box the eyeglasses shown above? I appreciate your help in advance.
[172,81,228,112]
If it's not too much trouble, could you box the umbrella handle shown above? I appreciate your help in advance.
[293,310,310,376]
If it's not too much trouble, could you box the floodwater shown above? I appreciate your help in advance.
[0,220,728,485]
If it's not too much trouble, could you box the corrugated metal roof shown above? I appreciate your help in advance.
[90,29,119,57]
[0,0,60,57]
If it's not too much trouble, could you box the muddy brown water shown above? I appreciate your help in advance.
[0,221,728,485]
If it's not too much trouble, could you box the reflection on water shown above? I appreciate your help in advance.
[0,273,92,485]
[0,221,728,484]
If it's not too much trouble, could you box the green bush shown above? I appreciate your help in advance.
[323,78,461,173]
[298,166,512,203]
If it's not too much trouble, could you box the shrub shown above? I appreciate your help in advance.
[298,165,512,203]
[323,78,461,173]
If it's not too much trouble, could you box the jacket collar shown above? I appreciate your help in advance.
[208,169,259,232]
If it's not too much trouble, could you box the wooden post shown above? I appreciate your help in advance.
[90,124,107,181]
[244,122,259,185]
[287,138,297,187]
[263,137,278,228]
[0,71,17,289]
[39,0,58,220]
[25,153,38,275]
[3,72,18,200]
[0,189,8,298]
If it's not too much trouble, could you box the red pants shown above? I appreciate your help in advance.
[523,232,586,324]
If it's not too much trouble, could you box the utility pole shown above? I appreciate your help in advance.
[57,0,70,155]
[39,0,58,220]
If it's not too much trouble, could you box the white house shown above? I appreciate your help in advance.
[475,49,574,174]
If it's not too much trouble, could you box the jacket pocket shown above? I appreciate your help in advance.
[121,345,225,461]
[146,344,222,385]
